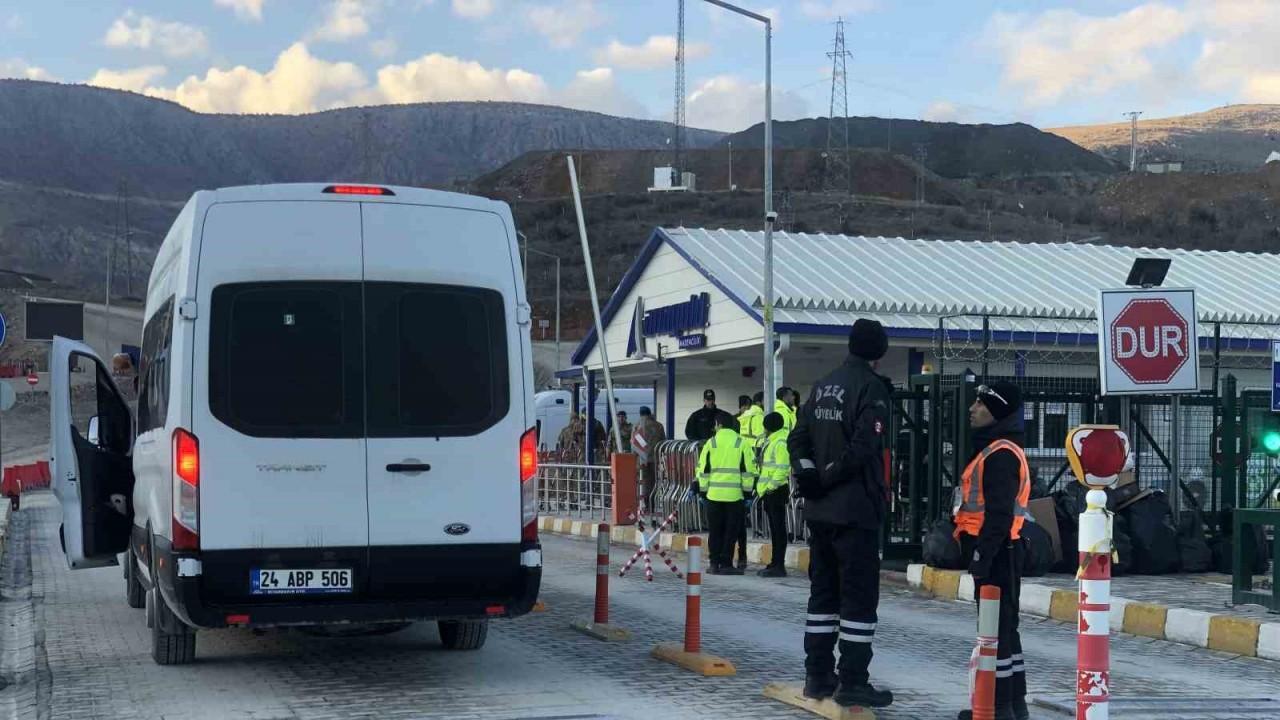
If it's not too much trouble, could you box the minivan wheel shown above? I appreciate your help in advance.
[149,587,196,665]
[438,619,488,650]
[125,547,146,609]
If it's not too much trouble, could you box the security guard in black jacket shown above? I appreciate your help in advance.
[788,319,894,709]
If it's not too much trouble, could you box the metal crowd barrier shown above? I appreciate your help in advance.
[537,451,613,521]
[648,439,810,544]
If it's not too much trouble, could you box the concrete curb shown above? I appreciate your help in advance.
[536,516,813,571]
[904,564,1280,661]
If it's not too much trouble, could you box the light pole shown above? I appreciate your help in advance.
[702,0,773,404]
[527,246,562,379]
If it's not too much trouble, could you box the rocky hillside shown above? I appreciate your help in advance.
[1048,105,1280,172]
[720,117,1115,178]
[0,80,722,198]
[473,147,960,203]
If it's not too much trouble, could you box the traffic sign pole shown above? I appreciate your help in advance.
[1271,341,1280,413]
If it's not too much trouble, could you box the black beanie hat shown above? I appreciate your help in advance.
[738,394,753,409]
[848,319,889,361]
[977,381,1022,422]
[763,412,784,433]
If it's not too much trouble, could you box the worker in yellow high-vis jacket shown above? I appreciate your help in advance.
[696,415,758,575]
[756,412,792,578]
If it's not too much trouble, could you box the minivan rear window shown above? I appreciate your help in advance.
[209,283,364,438]
[365,283,509,437]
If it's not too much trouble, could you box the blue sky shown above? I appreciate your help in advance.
[0,1,1272,131]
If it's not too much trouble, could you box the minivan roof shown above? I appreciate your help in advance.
[208,183,503,212]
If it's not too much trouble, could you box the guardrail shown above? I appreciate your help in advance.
[537,456,613,521]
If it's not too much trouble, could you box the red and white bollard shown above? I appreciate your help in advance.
[570,523,630,641]
[1077,488,1112,720]
[971,585,1001,720]
[684,536,703,654]
[594,523,610,625]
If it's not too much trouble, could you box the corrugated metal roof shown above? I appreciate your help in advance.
[663,228,1280,326]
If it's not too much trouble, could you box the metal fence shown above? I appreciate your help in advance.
[536,452,613,521]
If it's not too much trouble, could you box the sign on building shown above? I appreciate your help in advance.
[1097,288,1199,395]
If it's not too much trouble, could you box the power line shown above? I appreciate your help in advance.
[824,17,852,194]
[672,0,686,185]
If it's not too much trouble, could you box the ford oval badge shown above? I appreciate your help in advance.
[444,523,471,536]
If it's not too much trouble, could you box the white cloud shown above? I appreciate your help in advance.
[1190,0,1280,102]
[800,0,876,20]
[369,52,550,104]
[559,67,646,117]
[146,42,366,114]
[310,0,374,42]
[88,65,168,93]
[452,0,495,19]
[984,4,1191,107]
[687,74,809,132]
[594,35,709,70]
[0,58,55,81]
[214,0,265,22]
[369,36,398,59]
[525,1,604,50]
[922,100,963,123]
[104,11,209,58]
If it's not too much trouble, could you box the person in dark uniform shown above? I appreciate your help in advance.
[788,319,894,709]
[685,389,734,441]
[955,382,1031,720]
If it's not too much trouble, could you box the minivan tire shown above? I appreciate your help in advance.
[150,587,196,665]
[124,547,146,609]
[438,619,488,650]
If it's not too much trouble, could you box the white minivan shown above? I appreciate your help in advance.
[50,183,542,665]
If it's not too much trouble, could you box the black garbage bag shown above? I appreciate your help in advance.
[1020,521,1054,578]
[923,517,964,570]
[1123,490,1181,575]
[1029,471,1050,500]
[1211,524,1271,574]
[1179,532,1213,573]
[1051,523,1078,574]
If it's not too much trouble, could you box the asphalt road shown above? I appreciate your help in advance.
[5,493,1278,720]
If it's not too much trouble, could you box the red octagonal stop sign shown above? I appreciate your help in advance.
[1109,298,1190,384]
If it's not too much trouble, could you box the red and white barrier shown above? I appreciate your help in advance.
[593,523,610,625]
[684,536,702,654]
[1077,488,1112,720]
[971,585,1001,720]
[619,509,682,581]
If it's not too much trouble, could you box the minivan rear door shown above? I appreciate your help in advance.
[192,201,370,552]
[361,202,524,555]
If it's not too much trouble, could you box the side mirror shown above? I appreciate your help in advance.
[87,416,101,446]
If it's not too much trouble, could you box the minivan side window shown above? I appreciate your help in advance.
[365,282,509,437]
[209,283,363,439]
[137,297,175,434]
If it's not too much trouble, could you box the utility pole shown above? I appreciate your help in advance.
[1124,111,1142,172]
[673,0,687,186]
[824,17,853,194]
[727,140,733,190]
[914,143,927,205]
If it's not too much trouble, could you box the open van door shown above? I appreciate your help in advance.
[50,337,136,569]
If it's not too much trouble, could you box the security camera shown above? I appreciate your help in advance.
[766,211,778,223]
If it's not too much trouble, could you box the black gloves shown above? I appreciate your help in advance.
[794,466,823,500]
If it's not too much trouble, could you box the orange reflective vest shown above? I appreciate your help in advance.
[953,439,1032,540]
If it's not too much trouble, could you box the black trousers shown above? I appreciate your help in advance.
[707,500,744,569]
[804,521,881,685]
[962,535,1026,707]
[737,502,749,566]
[763,488,790,567]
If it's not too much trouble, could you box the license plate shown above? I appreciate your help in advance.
[251,568,353,595]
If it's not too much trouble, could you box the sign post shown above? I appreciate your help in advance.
[1271,341,1280,413]
[1097,288,1200,395]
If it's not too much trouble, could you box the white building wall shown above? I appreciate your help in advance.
[581,242,762,371]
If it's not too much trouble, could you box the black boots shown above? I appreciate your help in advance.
[1012,697,1030,720]
[756,565,786,578]
[802,672,838,700]
[833,682,894,709]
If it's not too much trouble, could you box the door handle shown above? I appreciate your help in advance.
[387,463,431,473]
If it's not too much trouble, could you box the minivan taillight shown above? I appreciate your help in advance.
[172,429,200,551]
[520,427,538,542]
